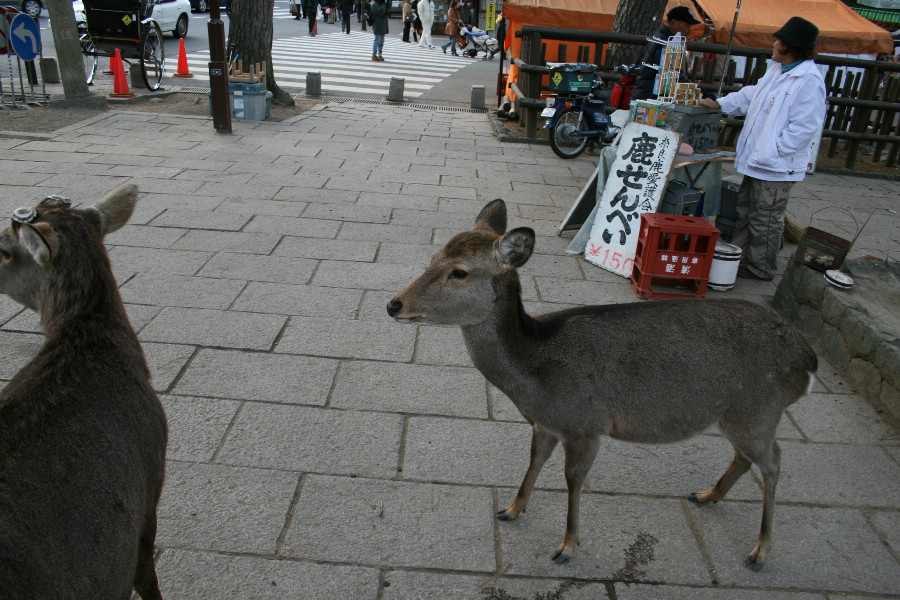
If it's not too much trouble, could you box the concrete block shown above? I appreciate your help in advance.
[876,341,900,390]
[306,71,321,95]
[129,67,142,89]
[173,349,339,405]
[157,550,381,600]
[216,404,403,478]
[331,361,488,418]
[847,358,882,398]
[820,286,849,326]
[40,57,60,83]
[156,462,300,554]
[794,304,823,338]
[471,84,485,109]
[692,504,900,593]
[840,310,881,359]
[787,393,897,444]
[281,475,495,571]
[502,493,710,584]
[819,323,851,369]
[880,382,900,422]
[387,77,404,102]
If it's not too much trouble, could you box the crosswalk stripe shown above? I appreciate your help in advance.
[183,31,471,97]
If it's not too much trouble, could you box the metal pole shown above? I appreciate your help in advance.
[208,1,231,133]
[716,0,742,99]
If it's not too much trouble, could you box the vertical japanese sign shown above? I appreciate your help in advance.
[486,2,496,31]
[585,123,680,277]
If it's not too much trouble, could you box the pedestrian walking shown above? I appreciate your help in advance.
[341,0,354,33]
[290,0,300,19]
[303,0,318,35]
[417,0,435,48]
[401,0,412,42]
[371,0,388,61]
[441,0,463,56]
[700,17,826,280]
[411,0,423,43]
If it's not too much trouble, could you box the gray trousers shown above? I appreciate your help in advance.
[732,176,794,280]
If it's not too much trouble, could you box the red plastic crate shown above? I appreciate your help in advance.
[631,213,720,299]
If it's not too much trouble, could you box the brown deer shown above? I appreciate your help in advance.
[387,199,817,570]
[0,185,167,599]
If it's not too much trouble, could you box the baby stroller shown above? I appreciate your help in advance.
[456,25,500,60]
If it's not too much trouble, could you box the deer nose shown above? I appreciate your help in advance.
[386,300,403,318]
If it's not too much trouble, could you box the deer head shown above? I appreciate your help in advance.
[387,199,535,326]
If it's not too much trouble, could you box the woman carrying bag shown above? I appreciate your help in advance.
[441,0,463,56]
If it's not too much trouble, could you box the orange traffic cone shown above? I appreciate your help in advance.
[107,49,135,98]
[172,38,194,78]
[102,55,115,75]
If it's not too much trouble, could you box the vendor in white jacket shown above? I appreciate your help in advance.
[701,16,826,281]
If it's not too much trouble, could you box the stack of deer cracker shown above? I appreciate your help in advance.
[674,82,702,106]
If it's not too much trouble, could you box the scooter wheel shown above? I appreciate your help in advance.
[549,109,590,159]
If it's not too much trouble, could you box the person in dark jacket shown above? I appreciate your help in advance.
[303,0,318,35]
[341,0,354,33]
[371,0,388,61]
[632,6,699,100]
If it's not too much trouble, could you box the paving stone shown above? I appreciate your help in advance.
[157,462,300,555]
[196,252,317,285]
[216,403,403,478]
[139,307,286,350]
[376,242,440,266]
[174,349,338,405]
[244,215,341,239]
[869,510,900,556]
[691,503,900,594]
[0,331,44,379]
[107,224,188,248]
[281,475,495,571]
[777,441,900,507]
[788,392,900,444]
[274,236,378,262]
[414,325,472,367]
[171,230,281,255]
[119,273,246,310]
[302,203,391,224]
[231,282,363,319]
[149,209,252,231]
[614,584,826,599]
[156,549,380,599]
[339,222,434,244]
[313,260,424,292]
[404,416,567,489]
[332,361,488,418]
[500,493,710,584]
[535,276,632,306]
[108,246,212,277]
[213,197,308,217]
[277,316,415,361]
[383,571,609,600]
[142,341,194,392]
[160,395,241,461]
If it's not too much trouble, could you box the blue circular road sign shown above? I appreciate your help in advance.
[9,13,40,61]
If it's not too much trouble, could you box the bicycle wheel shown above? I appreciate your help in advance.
[79,34,98,85]
[140,23,165,91]
[549,109,589,159]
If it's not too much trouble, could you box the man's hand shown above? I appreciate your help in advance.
[700,97,720,109]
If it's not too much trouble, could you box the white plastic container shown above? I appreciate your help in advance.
[708,242,742,291]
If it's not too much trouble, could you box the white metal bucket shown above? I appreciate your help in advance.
[708,242,742,291]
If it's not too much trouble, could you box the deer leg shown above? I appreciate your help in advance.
[498,425,558,521]
[133,509,163,600]
[689,447,752,504]
[745,440,781,572]
[552,437,600,564]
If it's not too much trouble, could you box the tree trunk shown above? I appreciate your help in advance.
[607,0,668,68]
[46,0,90,98]
[227,0,294,105]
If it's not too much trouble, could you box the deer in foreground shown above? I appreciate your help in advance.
[387,199,817,570]
[0,185,167,599]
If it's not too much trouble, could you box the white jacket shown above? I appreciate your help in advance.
[418,0,434,25]
[717,59,825,181]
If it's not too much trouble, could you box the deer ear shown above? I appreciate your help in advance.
[494,227,534,269]
[89,184,139,236]
[474,199,507,235]
[19,223,53,266]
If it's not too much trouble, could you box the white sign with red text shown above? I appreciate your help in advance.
[585,123,680,277]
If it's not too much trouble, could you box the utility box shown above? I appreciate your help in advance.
[209,82,272,121]
[667,104,720,154]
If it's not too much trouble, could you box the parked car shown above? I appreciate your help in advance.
[188,0,207,12]
[73,0,191,38]
[0,0,42,18]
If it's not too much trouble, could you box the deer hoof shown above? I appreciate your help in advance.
[551,549,571,564]
[688,492,701,504]
[496,509,515,521]
[745,554,765,572]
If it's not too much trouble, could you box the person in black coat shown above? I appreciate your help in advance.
[341,0,354,32]
[632,6,699,100]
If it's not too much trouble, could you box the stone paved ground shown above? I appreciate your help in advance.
[0,103,898,599]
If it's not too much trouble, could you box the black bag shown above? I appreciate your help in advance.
[366,9,375,27]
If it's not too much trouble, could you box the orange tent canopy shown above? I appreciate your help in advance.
[694,0,893,55]
[501,0,618,31]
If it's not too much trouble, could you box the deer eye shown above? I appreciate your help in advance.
[449,269,469,280]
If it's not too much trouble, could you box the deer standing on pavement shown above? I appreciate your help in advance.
[0,185,168,599]
[387,199,817,570]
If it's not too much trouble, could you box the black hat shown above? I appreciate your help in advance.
[773,16,819,49]
[667,6,700,26]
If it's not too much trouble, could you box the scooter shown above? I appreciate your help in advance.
[541,78,620,159]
